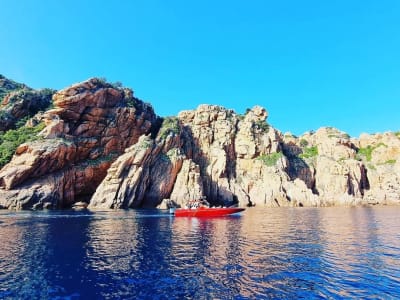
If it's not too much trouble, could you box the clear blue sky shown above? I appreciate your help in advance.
[1,0,399,137]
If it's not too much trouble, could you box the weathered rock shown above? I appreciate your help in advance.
[0,78,157,209]
[157,199,180,209]
[0,75,54,131]
[1,76,399,209]
[169,159,204,207]
[90,103,400,209]
[72,201,88,210]
[357,132,400,204]
[90,133,185,209]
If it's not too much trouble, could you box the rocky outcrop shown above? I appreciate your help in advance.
[1,76,399,209]
[356,132,400,205]
[0,75,54,131]
[0,78,157,209]
[91,104,400,209]
[0,74,27,100]
[169,159,204,207]
[90,105,318,208]
[90,134,185,209]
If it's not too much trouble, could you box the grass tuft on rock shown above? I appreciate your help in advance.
[0,122,46,168]
[257,152,283,166]
[299,146,318,159]
[158,117,180,140]
[356,143,387,162]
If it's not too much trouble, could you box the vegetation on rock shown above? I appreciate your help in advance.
[79,152,119,169]
[385,159,396,165]
[1,76,400,210]
[357,146,373,161]
[299,146,318,159]
[257,152,283,166]
[0,122,45,168]
[299,139,309,147]
[166,148,181,159]
[0,74,27,101]
[253,120,269,132]
[356,143,387,162]
[158,117,180,139]
[0,76,54,132]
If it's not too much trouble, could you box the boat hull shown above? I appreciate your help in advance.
[174,207,245,217]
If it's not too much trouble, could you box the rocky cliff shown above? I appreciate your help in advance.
[0,74,54,132]
[0,78,158,209]
[0,76,399,209]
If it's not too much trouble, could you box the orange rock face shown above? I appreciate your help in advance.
[0,78,157,209]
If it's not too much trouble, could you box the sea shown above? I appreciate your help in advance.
[0,207,399,299]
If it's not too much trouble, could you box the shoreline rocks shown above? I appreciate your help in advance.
[0,76,399,209]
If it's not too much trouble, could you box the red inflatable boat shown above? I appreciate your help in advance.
[173,207,245,217]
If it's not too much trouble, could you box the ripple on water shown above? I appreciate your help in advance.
[1,207,400,298]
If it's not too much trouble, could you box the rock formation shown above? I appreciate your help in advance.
[0,75,399,209]
[91,104,398,209]
[0,78,157,209]
[0,74,54,131]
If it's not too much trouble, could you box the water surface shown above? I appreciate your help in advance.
[1,207,399,299]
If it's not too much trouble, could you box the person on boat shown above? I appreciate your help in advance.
[185,199,197,209]
[199,198,210,208]
[185,198,210,209]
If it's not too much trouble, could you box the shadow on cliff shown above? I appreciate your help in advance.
[179,124,240,207]
[281,142,319,195]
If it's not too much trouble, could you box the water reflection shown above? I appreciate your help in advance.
[0,212,53,299]
[318,207,400,298]
[0,211,93,298]
[1,207,400,299]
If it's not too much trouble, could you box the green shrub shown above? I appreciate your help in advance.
[395,131,400,138]
[166,148,180,159]
[253,120,269,132]
[385,159,396,165]
[376,142,387,148]
[257,152,283,166]
[15,117,29,128]
[0,122,45,168]
[299,139,308,147]
[0,75,27,101]
[299,146,318,159]
[357,146,373,162]
[126,97,137,108]
[158,117,180,140]
[356,143,386,162]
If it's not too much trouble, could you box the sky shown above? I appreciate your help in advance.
[1,0,399,137]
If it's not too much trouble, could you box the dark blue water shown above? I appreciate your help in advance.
[1,207,400,299]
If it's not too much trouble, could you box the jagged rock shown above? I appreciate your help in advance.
[1,76,400,209]
[0,75,54,131]
[169,159,204,207]
[90,134,185,209]
[0,78,157,209]
[91,104,400,209]
[157,199,180,209]
[357,132,400,204]
[72,201,88,210]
